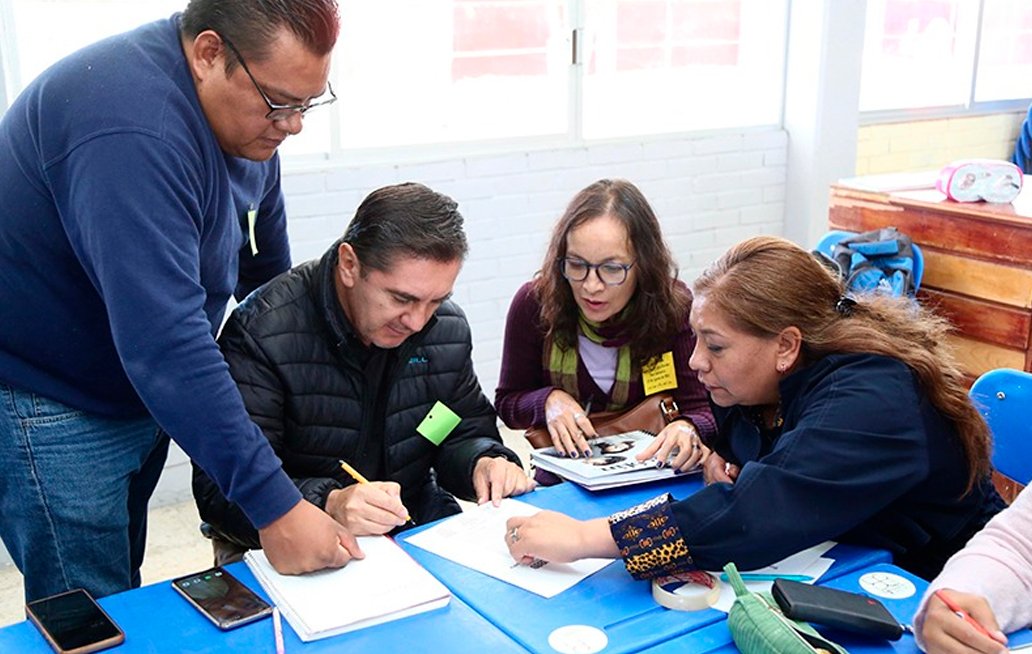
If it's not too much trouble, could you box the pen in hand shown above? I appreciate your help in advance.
[933,589,1003,643]
[338,460,417,528]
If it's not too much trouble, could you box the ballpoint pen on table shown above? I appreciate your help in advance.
[718,573,814,583]
[338,459,417,528]
[272,607,284,654]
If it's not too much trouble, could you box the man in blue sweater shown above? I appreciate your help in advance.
[0,0,361,603]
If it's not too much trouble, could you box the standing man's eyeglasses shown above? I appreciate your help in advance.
[218,33,336,122]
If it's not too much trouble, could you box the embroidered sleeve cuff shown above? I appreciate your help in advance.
[608,493,695,580]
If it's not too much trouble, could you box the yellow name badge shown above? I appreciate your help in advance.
[416,401,461,446]
[642,351,678,395]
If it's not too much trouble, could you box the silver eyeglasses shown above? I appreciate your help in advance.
[219,33,336,121]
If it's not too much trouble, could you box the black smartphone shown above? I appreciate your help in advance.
[171,566,272,630]
[25,588,125,654]
[771,578,904,640]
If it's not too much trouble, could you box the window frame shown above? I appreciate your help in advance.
[859,0,1032,126]
[0,0,791,165]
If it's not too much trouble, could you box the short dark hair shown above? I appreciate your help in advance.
[535,179,689,365]
[343,183,468,274]
[181,0,339,73]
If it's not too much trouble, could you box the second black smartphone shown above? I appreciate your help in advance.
[771,578,904,640]
[171,566,272,630]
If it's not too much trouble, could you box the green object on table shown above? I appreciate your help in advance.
[724,562,849,654]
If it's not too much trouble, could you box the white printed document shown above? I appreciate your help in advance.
[244,536,450,642]
[404,498,614,598]
[710,541,836,612]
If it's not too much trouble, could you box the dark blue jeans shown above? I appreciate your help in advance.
[0,383,168,602]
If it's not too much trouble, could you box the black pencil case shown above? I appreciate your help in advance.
[771,578,904,641]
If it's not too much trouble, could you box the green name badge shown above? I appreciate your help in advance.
[416,401,461,445]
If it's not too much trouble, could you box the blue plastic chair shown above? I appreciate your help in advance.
[970,368,1032,487]
[814,229,925,293]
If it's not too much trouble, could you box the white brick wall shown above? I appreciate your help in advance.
[280,129,788,393]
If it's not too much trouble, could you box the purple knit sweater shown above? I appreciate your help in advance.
[494,281,716,441]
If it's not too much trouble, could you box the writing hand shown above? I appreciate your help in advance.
[504,512,618,564]
[473,456,536,506]
[258,499,364,574]
[325,481,410,536]
[922,589,1007,654]
[543,389,596,457]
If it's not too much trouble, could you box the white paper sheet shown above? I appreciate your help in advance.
[404,499,614,598]
[709,541,838,613]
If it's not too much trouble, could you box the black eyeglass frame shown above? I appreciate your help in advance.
[558,256,636,286]
[218,33,336,121]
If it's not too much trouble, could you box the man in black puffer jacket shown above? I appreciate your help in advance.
[193,183,533,557]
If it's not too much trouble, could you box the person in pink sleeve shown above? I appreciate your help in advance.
[915,486,1032,653]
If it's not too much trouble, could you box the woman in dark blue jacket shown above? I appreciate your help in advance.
[505,236,1004,580]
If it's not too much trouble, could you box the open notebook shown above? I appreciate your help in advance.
[244,536,450,642]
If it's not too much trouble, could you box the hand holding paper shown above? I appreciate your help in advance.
[472,456,536,506]
[258,500,362,575]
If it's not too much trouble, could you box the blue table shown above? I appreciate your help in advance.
[639,563,1032,653]
[398,477,891,654]
[0,477,900,654]
[0,561,529,653]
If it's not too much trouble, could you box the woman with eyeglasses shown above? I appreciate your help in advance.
[495,179,715,476]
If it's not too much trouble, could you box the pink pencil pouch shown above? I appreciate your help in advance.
[936,159,1023,203]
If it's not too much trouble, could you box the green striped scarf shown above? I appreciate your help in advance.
[546,314,632,411]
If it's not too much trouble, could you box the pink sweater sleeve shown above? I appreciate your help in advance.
[913,486,1032,649]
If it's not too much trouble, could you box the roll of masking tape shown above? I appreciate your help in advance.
[651,570,720,611]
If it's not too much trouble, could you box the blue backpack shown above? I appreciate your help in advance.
[816,228,917,298]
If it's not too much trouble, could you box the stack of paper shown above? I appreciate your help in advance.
[244,536,450,642]
[404,498,613,598]
[530,430,692,490]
